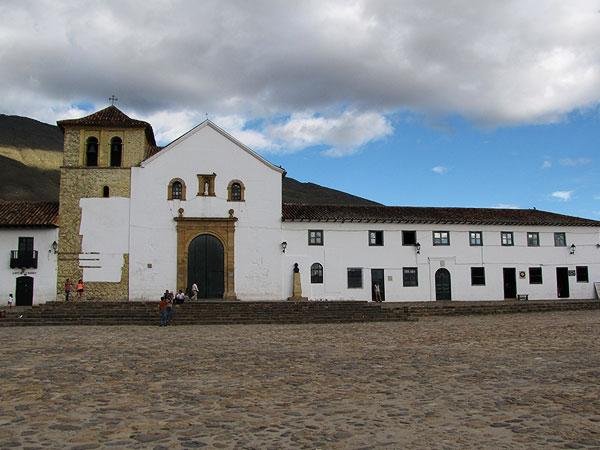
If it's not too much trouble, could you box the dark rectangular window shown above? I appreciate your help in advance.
[576,266,589,283]
[529,267,543,284]
[311,263,323,283]
[469,231,483,246]
[18,237,34,253]
[433,231,450,246]
[471,267,486,285]
[402,230,417,245]
[501,231,514,246]
[369,230,384,246]
[402,267,418,287]
[347,268,363,288]
[554,232,566,247]
[308,230,323,246]
[527,232,540,247]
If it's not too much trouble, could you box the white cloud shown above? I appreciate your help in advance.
[493,203,519,209]
[212,110,392,156]
[2,0,600,143]
[559,157,592,166]
[551,190,574,201]
[541,160,552,169]
[432,166,449,175]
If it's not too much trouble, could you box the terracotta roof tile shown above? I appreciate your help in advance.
[282,204,600,227]
[57,105,156,145]
[0,201,59,227]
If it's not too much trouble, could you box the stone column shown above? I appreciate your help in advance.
[288,263,307,301]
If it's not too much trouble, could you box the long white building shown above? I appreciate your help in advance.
[2,106,599,305]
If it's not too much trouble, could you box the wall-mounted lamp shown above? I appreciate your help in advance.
[281,241,288,253]
[596,243,600,249]
[415,242,421,254]
[569,243,576,255]
[50,240,58,254]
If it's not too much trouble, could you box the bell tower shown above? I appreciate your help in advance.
[56,105,156,300]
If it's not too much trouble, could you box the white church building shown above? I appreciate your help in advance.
[2,106,599,305]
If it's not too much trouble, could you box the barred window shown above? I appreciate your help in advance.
[311,263,323,284]
[529,267,543,284]
[403,267,418,287]
[471,267,486,285]
[347,268,363,288]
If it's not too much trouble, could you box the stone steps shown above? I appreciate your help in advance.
[388,299,600,317]
[0,301,412,327]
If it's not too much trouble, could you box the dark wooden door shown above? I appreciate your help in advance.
[16,276,34,306]
[371,269,385,301]
[556,267,570,298]
[435,268,451,300]
[503,268,517,299]
[188,234,224,299]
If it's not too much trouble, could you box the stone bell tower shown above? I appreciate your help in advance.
[56,105,156,301]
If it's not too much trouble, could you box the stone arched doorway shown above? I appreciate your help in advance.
[175,215,237,300]
[435,268,451,301]
[187,234,224,299]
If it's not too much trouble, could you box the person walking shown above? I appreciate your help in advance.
[191,282,199,301]
[76,279,85,301]
[64,279,73,302]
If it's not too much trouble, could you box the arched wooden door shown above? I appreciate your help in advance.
[435,268,451,301]
[16,276,34,306]
[187,234,224,299]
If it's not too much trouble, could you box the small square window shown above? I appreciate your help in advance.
[433,231,450,246]
[308,230,323,246]
[347,268,363,288]
[576,266,589,283]
[469,231,483,246]
[554,232,566,247]
[529,267,543,284]
[402,230,417,246]
[402,267,418,287]
[527,232,540,247]
[471,267,485,286]
[369,230,384,246]
[501,232,514,246]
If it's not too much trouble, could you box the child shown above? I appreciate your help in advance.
[76,279,84,301]
[8,293,14,308]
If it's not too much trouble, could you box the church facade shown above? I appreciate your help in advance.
[30,105,596,303]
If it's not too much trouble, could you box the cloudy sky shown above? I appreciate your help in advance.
[1,0,599,216]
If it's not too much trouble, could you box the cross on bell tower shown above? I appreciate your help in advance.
[109,95,118,106]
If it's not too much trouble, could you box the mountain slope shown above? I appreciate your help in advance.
[0,155,59,202]
[0,113,380,206]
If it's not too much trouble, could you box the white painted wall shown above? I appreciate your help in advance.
[129,123,284,301]
[282,223,600,301]
[79,197,130,282]
[0,228,58,305]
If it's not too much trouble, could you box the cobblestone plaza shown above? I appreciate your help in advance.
[1,311,599,449]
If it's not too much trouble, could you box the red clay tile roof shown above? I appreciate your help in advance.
[57,105,156,146]
[282,204,600,227]
[0,201,59,227]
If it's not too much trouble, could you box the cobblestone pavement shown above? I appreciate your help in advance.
[1,311,600,449]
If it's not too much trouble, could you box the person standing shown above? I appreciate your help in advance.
[165,296,174,325]
[374,283,382,302]
[191,282,199,301]
[158,296,168,326]
[7,293,14,308]
[64,279,73,302]
[76,279,84,301]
